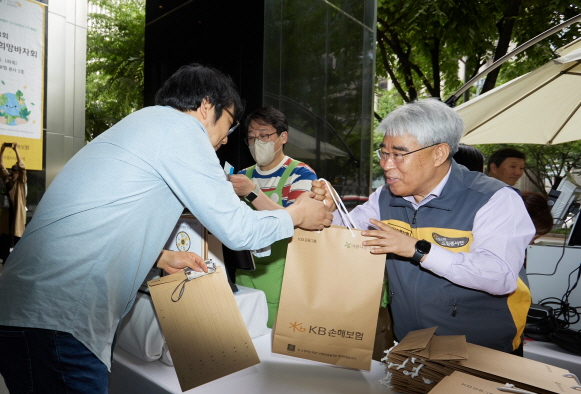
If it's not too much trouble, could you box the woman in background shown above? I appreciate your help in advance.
[522,191,553,244]
[0,142,26,263]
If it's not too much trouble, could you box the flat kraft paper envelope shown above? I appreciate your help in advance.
[272,226,386,371]
[148,266,259,392]
[428,335,467,361]
[429,371,518,394]
[393,326,438,354]
[457,342,580,394]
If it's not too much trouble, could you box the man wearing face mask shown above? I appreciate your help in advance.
[229,106,317,327]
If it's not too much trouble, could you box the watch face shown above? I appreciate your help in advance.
[416,240,431,254]
[176,231,191,252]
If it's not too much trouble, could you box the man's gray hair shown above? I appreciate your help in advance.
[376,98,465,157]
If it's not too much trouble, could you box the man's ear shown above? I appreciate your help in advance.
[434,143,450,166]
[280,131,288,145]
[199,98,212,121]
[489,163,498,175]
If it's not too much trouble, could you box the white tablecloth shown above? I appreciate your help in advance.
[109,329,392,394]
[524,339,581,379]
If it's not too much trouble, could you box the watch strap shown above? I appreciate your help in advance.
[245,184,260,202]
[411,240,431,263]
[412,249,425,263]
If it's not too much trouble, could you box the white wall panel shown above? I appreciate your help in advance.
[65,0,76,24]
[64,135,74,161]
[48,0,66,18]
[43,0,86,188]
[63,21,75,137]
[73,136,86,154]
[45,12,66,137]
[73,24,86,140]
[45,132,65,186]
[76,0,88,29]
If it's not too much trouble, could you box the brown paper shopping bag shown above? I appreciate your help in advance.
[272,226,386,370]
[148,266,259,392]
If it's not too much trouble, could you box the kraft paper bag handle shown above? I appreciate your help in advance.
[497,384,537,394]
[563,373,581,390]
[319,178,356,237]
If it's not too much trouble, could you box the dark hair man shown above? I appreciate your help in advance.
[0,64,332,393]
[312,99,535,355]
[229,107,317,327]
[453,143,485,172]
[487,147,526,186]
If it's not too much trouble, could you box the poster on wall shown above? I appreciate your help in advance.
[0,0,46,171]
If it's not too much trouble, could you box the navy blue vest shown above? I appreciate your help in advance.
[379,161,529,352]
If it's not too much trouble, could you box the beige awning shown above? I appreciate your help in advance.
[456,47,581,145]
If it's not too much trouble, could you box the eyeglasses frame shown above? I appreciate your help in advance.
[376,143,441,163]
[244,131,281,146]
[222,107,239,136]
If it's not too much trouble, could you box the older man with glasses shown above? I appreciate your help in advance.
[312,98,535,356]
[228,106,317,328]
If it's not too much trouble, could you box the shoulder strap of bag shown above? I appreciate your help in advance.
[245,165,256,179]
[274,159,300,196]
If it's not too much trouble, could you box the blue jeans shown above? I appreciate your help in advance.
[0,326,108,394]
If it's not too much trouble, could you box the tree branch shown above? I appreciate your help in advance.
[377,30,411,102]
[427,36,441,98]
[377,21,418,100]
[481,0,522,93]
[379,16,437,98]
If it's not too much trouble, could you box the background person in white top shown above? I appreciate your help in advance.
[229,107,317,327]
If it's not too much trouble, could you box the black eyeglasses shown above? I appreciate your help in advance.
[244,132,280,146]
[376,143,441,163]
[223,107,239,135]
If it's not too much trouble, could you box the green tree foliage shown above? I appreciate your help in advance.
[376,1,581,192]
[86,0,145,141]
[376,0,581,103]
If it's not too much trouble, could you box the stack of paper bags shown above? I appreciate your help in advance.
[384,327,581,394]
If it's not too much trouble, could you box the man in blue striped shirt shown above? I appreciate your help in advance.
[229,107,317,327]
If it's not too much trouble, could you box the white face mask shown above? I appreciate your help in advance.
[249,135,282,166]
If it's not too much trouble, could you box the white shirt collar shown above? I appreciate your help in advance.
[402,164,452,209]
